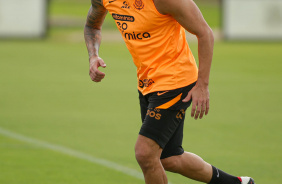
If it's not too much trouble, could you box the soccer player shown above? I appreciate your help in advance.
[84,0,255,183]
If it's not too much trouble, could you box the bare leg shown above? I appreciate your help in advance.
[135,135,168,184]
[161,152,213,183]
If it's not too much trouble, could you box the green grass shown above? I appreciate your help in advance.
[1,27,282,184]
[197,3,220,28]
[0,137,140,184]
[49,0,220,29]
[49,0,116,30]
[50,0,90,17]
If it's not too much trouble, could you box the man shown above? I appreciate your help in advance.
[84,0,255,183]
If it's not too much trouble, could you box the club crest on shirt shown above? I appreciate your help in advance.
[133,0,144,10]
[121,1,130,8]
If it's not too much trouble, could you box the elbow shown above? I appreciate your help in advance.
[197,26,214,44]
[84,23,102,31]
[84,25,102,36]
[84,24,92,31]
[207,27,214,44]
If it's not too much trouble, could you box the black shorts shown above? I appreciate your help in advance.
[138,82,196,159]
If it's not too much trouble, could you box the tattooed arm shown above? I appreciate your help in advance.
[84,0,108,82]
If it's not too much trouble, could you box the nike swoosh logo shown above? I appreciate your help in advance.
[216,168,219,178]
[157,91,168,96]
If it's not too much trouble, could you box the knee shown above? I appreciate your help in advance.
[135,145,152,164]
[135,143,157,170]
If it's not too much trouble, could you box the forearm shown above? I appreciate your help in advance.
[84,1,107,60]
[197,28,214,86]
[84,25,102,59]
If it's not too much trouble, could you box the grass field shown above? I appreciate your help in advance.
[1,27,282,183]
[49,0,220,29]
[1,0,282,183]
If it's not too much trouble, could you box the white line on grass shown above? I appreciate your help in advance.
[0,127,173,184]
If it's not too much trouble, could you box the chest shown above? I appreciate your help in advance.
[104,0,168,33]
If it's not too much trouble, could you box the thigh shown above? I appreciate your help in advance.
[139,108,184,149]
[161,111,185,159]
[135,134,163,158]
[138,90,149,122]
[138,83,195,158]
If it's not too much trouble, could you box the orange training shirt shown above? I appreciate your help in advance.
[103,0,198,95]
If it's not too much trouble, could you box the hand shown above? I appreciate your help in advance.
[89,56,106,82]
[182,84,210,120]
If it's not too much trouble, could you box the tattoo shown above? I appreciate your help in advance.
[84,0,107,58]
[92,0,103,6]
[86,0,106,28]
